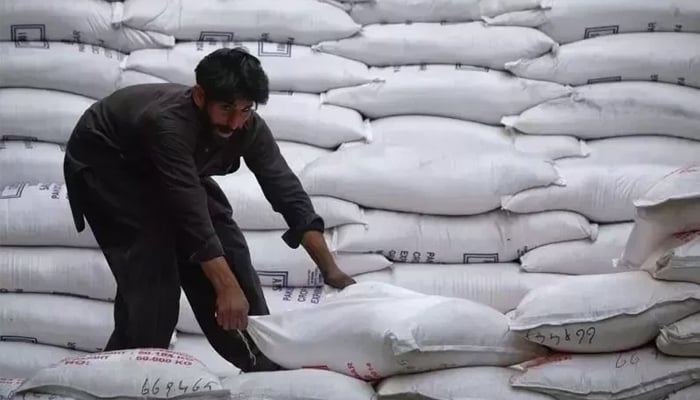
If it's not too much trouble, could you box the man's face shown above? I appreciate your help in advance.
[205,99,255,139]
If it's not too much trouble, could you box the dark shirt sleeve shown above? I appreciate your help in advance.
[143,118,225,263]
[244,115,324,248]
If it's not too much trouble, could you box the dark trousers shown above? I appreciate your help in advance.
[65,152,275,372]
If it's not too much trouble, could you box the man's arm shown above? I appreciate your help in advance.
[145,121,249,329]
[243,116,355,289]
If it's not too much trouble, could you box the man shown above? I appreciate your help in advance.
[63,48,356,371]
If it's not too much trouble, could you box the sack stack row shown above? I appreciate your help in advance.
[2,1,700,398]
[0,0,383,377]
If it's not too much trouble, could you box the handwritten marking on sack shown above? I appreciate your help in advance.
[346,362,383,381]
[525,326,597,346]
[614,348,660,369]
[141,377,217,397]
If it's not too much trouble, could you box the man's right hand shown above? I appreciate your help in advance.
[201,256,250,331]
[215,285,249,331]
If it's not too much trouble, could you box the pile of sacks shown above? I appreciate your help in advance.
[3,0,700,395]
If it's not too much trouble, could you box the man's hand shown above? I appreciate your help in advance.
[301,230,357,290]
[201,256,250,330]
[321,267,356,289]
[215,285,249,330]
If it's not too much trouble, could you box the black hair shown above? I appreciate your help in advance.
[194,47,269,105]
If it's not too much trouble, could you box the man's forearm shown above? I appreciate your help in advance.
[301,230,337,273]
[201,256,243,293]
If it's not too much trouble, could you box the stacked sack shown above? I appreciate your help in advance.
[0,0,387,378]
[502,167,700,400]
[488,0,700,277]
[0,0,176,378]
[302,0,598,316]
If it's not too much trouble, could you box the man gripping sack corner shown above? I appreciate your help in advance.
[63,47,356,372]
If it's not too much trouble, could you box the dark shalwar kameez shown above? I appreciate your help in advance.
[63,83,323,371]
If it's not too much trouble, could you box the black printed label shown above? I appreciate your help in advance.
[10,24,46,42]
[0,184,25,199]
[584,25,619,39]
[587,76,622,84]
[257,41,292,57]
[463,253,499,263]
[199,31,235,42]
[0,336,38,344]
[1,135,38,142]
[257,271,289,287]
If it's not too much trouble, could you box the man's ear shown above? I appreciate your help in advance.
[192,84,205,108]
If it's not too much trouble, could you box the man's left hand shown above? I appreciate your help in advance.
[322,267,357,289]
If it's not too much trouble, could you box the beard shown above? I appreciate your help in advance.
[200,100,235,143]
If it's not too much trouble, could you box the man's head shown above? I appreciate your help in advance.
[193,47,269,139]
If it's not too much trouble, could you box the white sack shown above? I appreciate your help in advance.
[314,22,555,69]
[345,0,542,25]
[669,385,700,400]
[0,89,94,144]
[177,286,333,334]
[520,223,633,275]
[562,136,700,167]
[16,349,228,400]
[324,65,571,124]
[0,142,64,188]
[0,342,85,380]
[505,33,700,88]
[0,183,97,248]
[502,163,673,223]
[355,263,569,313]
[223,369,376,400]
[509,271,700,353]
[0,41,123,99]
[212,141,365,229]
[119,0,360,45]
[171,334,241,378]
[0,294,113,352]
[116,70,169,89]
[245,230,391,287]
[0,0,173,52]
[377,366,554,400]
[657,312,700,357]
[126,41,374,93]
[511,346,700,400]
[247,282,546,379]
[368,115,587,160]
[643,231,700,285]
[619,166,700,269]
[502,82,700,141]
[0,247,115,301]
[0,378,66,400]
[217,164,364,229]
[336,209,597,264]
[259,92,368,148]
[300,145,563,215]
[486,0,700,45]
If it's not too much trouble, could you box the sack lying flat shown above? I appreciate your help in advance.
[335,209,597,264]
[314,22,555,69]
[509,271,700,353]
[248,282,546,380]
[511,346,700,400]
[502,82,700,141]
[324,65,571,124]
[505,32,700,89]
